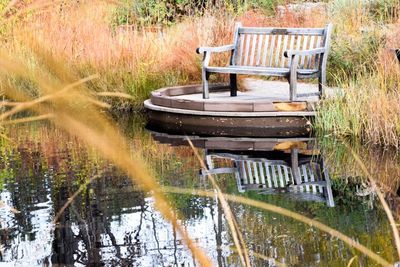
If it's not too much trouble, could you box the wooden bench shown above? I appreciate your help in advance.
[196,23,333,101]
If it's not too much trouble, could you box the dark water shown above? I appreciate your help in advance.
[0,119,399,266]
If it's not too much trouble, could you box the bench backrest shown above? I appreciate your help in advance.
[237,160,319,188]
[230,23,333,70]
[235,159,334,207]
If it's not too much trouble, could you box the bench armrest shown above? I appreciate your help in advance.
[285,48,325,101]
[196,44,235,54]
[284,47,325,58]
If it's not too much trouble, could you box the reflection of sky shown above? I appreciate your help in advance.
[0,190,54,266]
[0,190,232,266]
[105,197,231,266]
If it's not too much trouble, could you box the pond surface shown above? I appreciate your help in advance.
[0,117,399,266]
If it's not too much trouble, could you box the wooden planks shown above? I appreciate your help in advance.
[235,31,325,69]
[198,23,333,100]
[238,27,325,35]
[149,84,318,112]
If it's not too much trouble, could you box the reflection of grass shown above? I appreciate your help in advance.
[164,186,393,266]
[320,137,400,198]
[2,123,400,265]
[321,137,400,259]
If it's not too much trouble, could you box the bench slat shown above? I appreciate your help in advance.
[244,34,251,65]
[294,35,302,69]
[302,164,310,191]
[309,163,317,192]
[300,35,309,67]
[283,166,290,184]
[307,35,315,69]
[253,162,260,183]
[249,34,258,66]
[280,35,289,68]
[277,165,285,187]
[259,162,266,185]
[265,163,272,187]
[238,27,325,35]
[247,161,254,183]
[288,35,295,66]
[231,23,241,65]
[268,35,276,67]
[271,165,277,187]
[256,34,264,66]
[261,35,270,66]
[238,33,245,65]
[240,161,248,184]
[314,35,322,69]
[274,35,283,67]
[205,66,319,76]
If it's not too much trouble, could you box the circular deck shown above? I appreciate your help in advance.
[145,81,318,137]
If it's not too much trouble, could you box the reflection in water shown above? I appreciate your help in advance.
[0,124,398,266]
[203,148,335,207]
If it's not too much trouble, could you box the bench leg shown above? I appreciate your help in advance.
[291,148,302,185]
[202,70,210,99]
[289,75,297,101]
[230,74,237,97]
[318,71,326,99]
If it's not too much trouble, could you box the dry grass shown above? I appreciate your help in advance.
[0,39,214,265]
[315,0,400,147]
[2,1,330,106]
[6,1,400,147]
[5,1,237,104]
[1,1,400,265]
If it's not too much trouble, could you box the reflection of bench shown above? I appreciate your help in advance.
[202,149,334,207]
[196,23,333,100]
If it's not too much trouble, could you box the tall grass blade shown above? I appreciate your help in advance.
[344,141,400,260]
[186,137,251,267]
[0,49,213,267]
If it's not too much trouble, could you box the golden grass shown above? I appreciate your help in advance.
[316,1,400,147]
[1,1,400,265]
[2,0,330,106]
[5,0,400,148]
[6,1,236,103]
[347,256,358,267]
[0,41,213,266]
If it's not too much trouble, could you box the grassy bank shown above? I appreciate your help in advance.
[315,0,400,147]
[1,0,400,145]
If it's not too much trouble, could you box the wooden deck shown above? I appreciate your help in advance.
[176,80,320,101]
[144,79,334,137]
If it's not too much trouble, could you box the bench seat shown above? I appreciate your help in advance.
[206,66,319,78]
